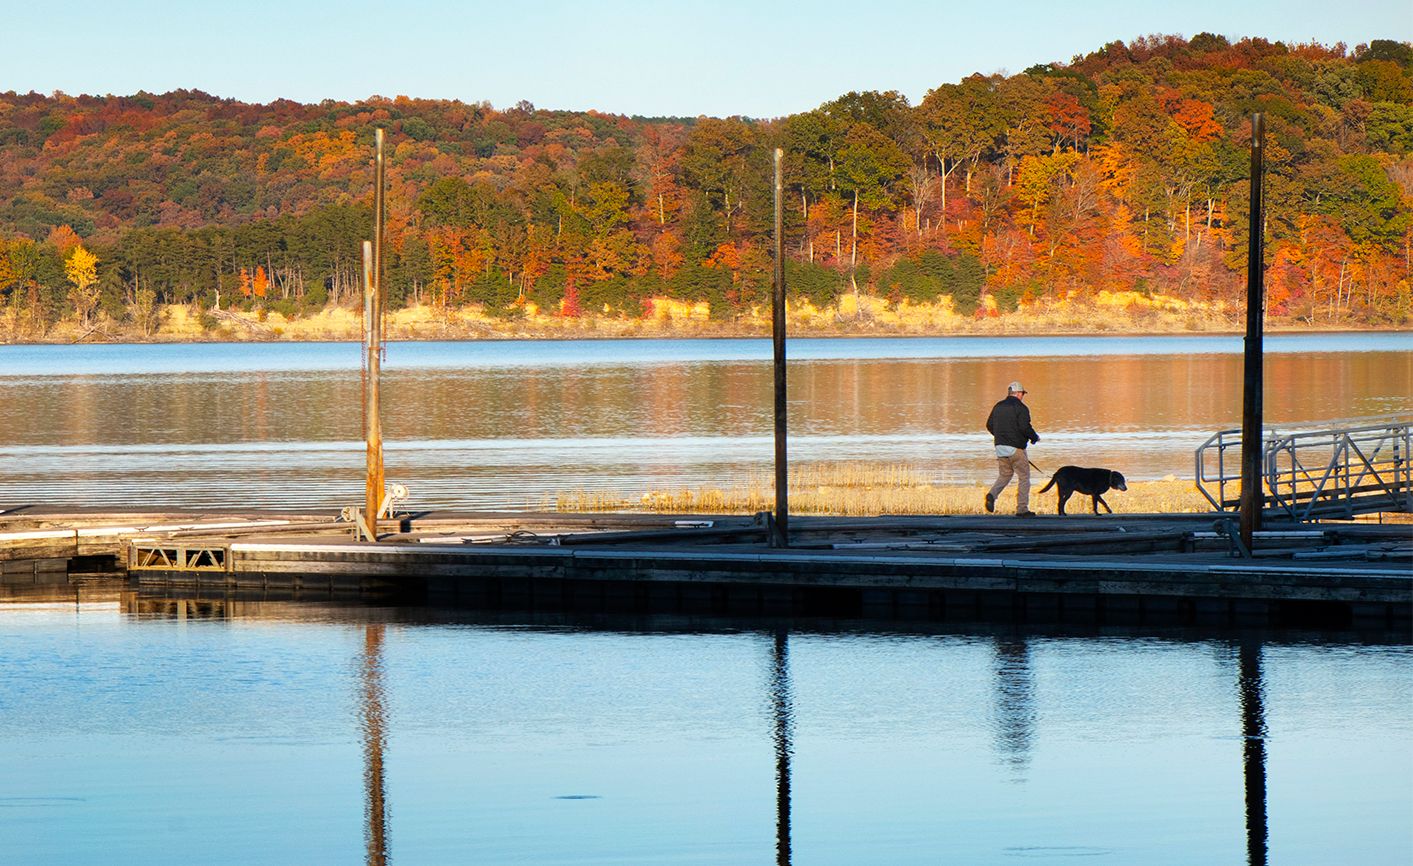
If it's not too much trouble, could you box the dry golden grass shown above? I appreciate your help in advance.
[17,292,1387,345]
[552,462,1213,516]
[36,294,1271,344]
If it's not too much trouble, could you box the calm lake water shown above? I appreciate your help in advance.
[3,336,1411,864]
[1,588,1410,865]
[0,334,1410,510]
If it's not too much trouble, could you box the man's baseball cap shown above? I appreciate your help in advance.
[1008,381,1026,394]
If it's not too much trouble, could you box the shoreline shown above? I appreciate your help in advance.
[3,326,1405,347]
[4,292,1408,346]
[2,307,1405,348]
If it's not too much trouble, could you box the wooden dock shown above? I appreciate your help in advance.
[2,507,1409,632]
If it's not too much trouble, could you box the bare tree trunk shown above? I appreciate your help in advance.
[940,164,948,231]
[932,152,958,237]
[802,191,812,262]
[1334,260,1346,318]
[1194,199,1213,255]
[906,163,933,240]
[850,189,859,301]
[850,190,858,271]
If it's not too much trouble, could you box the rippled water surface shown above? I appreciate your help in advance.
[1,591,1409,865]
[0,334,1409,509]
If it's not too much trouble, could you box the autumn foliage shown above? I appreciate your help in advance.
[0,34,1410,337]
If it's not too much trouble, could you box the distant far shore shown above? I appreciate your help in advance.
[3,295,1404,346]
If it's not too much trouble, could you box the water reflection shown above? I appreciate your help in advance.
[1238,641,1268,866]
[6,352,1410,448]
[1,341,1407,510]
[362,625,390,866]
[770,631,793,866]
[2,589,1409,865]
[991,638,1036,780]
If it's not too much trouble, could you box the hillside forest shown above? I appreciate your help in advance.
[1,34,1411,340]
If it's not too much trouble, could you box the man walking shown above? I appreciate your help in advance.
[985,381,1040,517]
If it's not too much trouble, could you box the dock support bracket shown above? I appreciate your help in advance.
[1216,519,1253,559]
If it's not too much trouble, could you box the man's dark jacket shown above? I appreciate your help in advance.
[986,396,1039,450]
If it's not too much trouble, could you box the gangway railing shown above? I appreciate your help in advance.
[1196,419,1412,521]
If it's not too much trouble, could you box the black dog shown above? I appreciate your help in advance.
[1037,466,1128,515]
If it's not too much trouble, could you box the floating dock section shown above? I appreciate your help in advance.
[2,509,1409,631]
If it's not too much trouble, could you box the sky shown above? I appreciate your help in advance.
[3,0,1409,117]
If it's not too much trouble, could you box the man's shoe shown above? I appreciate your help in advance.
[984,492,995,513]
[1015,510,1036,517]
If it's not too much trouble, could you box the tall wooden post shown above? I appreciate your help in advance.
[1239,114,1265,551]
[771,148,789,548]
[364,128,386,533]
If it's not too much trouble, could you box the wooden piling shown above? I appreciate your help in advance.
[1240,113,1266,551]
[772,147,789,548]
[364,129,387,531]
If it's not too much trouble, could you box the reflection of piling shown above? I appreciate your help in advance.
[1239,114,1266,551]
[770,630,793,866]
[771,147,789,548]
[362,624,390,866]
[363,128,387,533]
[1239,641,1268,866]
[992,638,1035,778]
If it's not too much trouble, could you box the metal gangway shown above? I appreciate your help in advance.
[1196,418,1412,521]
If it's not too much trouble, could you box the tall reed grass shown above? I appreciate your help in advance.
[552,462,1211,516]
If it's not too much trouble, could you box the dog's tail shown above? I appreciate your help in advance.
[1037,478,1056,493]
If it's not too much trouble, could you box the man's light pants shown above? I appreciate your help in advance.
[989,450,1031,513]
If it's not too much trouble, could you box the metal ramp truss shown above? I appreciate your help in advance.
[1197,419,1412,521]
[129,542,230,572]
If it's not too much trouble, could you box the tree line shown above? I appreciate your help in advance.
[1,33,1410,337]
